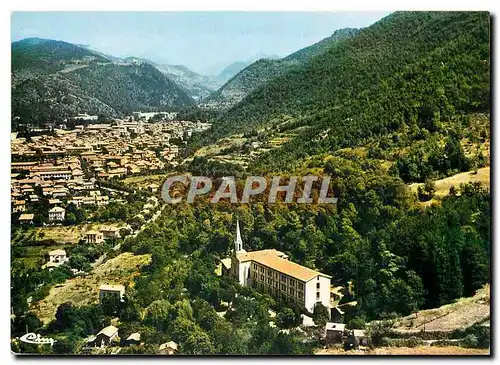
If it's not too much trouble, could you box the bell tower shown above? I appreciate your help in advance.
[235,220,243,253]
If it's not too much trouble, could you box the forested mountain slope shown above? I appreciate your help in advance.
[197,12,489,173]
[204,28,358,108]
[11,38,195,125]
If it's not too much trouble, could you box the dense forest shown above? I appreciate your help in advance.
[13,179,489,354]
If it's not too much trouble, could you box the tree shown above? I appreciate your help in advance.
[346,317,366,329]
[52,334,80,354]
[143,300,172,331]
[276,307,298,329]
[54,302,77,331]
[182,330,215,355]
[312,303,329,327]
[101,294,121,316]
[69,254,91,272]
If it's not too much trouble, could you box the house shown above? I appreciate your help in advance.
[48,206,65,222]
[223,220,331,314]
[85,230,104,244]
[19,213,34,224]
[87,325,119,348]
[159,341,178,355]
[99,284,125,303]
[353,329,368,346]
[148,183,159,193]
[124,333,141,346]
[12,200,26,213]
[325,322,346,344]
[43,249,69,269]
[48,249,68,264]
[100,226,120,239]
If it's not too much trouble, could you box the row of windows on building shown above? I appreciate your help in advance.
[252,271,305,300]
[254,281,306,306]
[252,263,307,291]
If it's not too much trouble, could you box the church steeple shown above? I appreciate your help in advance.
[235,219,243,253]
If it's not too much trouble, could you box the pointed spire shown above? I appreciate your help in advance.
[235,219,243,252]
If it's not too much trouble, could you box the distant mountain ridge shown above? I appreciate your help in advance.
[11,38,195,125]
[202,28,359,109]
[113,56,258,101]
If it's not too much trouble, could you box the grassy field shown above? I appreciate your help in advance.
[409,166,490,207]
[31,252,151,324]
[122,173,173,189]
[391,284,490,334]
[316,346,489,355]
[12,222,128,269]
[30,222,127,244]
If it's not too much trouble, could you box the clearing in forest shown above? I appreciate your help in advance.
[31,252,151,324]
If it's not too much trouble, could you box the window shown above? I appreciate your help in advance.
[316,292,320,300]
[316,282,320,289]
[298,282,304,290]
[281,284,286,291]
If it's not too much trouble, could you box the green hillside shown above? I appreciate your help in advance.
[195,12,489,173]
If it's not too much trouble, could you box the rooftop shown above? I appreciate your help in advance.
[19,213,34,220]
[49,249,66,256]
[97,325,119,338]
[237,249,330,282]
[49,206,65,212]
[100,284,125,292]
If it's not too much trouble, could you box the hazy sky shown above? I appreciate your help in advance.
[11,11,391,75]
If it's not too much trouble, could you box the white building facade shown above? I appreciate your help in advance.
[224,220,331,314]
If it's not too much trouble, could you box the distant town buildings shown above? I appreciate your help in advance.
[10,116,209,230]
[159,341,178,355]
[42,249,69,269]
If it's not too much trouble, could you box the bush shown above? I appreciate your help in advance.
[461,334,478,348]
[346,318,366,330]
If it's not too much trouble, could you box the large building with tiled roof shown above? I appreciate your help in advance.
[224,220,331,314]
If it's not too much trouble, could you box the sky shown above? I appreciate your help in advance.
[11,11,391,75]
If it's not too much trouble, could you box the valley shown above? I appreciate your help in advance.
[10,11,491,357]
